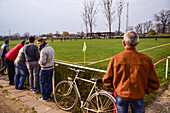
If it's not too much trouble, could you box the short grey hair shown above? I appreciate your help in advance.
[123,31,139,46]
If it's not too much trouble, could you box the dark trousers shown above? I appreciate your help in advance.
[5,57,15,85]
[0,57,7,74]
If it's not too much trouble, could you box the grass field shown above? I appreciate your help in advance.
[0,38,170,82]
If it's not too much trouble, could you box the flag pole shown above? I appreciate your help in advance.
[84,51,85,66]
[83,42,87,66]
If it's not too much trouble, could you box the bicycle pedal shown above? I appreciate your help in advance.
[80,101,84,108]
[68,77,73,81]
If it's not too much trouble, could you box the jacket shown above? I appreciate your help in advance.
[1,43,10,57]
[5,43,23,62]
[24,44,40,62]
[102,47,160,101]
[14,47,26,65]
[38,44,55,70]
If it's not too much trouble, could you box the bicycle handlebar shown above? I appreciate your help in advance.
[68,67,85,73]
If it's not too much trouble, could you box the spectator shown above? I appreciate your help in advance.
[37,38,54,101]
[102,31,160,113]
[155,35,157,41]
[60,37,63,43]
[24,36,40,93]
[5,40,25,85]
[14,41,29,90]
[0,40,10,75]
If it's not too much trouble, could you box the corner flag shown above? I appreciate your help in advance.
[83,42,87,51]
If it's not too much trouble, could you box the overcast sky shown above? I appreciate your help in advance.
[0,0,169,36]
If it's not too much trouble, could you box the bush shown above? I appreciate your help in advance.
[148,29,156,35]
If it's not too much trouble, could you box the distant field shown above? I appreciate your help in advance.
[0,38,170,81]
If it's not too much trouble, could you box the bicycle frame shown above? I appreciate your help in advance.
[68,70,101,112]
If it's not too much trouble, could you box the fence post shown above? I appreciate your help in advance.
[166,56,170,79]
[53,64,58,94]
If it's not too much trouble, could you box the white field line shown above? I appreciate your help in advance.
[54,59,91,64]
[54,43,170,65]
[87,43,170,65]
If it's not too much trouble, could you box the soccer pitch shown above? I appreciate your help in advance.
[1,38,170,80]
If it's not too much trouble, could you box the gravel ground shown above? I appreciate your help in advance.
[145,83,170,113]
[0,91,33,113]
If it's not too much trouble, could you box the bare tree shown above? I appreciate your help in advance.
[82,1,89,35]
[84,0,98,37]
[116,0,125,35]
[135,23,143,34]
[24,32,30,38]
[168,21,170,33]
[154,23,162,33]
[154,9,170,33]
[145,21,152,33]
[127,26,133,31]
[12,33,20,38]
[101,0,116,37]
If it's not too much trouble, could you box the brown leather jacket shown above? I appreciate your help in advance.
[103,47,160,101]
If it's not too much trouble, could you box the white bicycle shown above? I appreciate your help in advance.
[54,67,117,113]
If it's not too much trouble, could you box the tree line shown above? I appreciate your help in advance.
[81,0,170,36]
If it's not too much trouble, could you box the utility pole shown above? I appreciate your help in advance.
[126,2,129,32]
[9,29,11,40]
[9,29,11,36]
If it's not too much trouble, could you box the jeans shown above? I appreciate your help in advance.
[14,63,28,89]
[116,94,145,113]
[39,68,53,100]
[0,57,7,74]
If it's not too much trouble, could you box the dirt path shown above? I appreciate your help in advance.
[145,82,170,113]
[0,90,34,113]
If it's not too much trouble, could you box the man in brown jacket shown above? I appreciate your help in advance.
[103,31,160,113]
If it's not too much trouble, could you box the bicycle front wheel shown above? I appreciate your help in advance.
[54,81,78,111]
[86,92,117,113]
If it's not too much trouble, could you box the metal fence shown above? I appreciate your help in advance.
[52,61,107,94]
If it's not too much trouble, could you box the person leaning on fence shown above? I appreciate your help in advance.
[0,40,10,75]
[4,40,25,85]
[37,38,55,101]
[102,31,160,113]
[14,41,29,90]
[24,36,40,93]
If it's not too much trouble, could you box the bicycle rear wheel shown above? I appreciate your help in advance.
[54,81,78,111]
[86,92,117,113]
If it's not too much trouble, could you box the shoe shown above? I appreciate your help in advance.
[9,83,15,85]
[39,97,47,102]
[33,88,39,93]
[30,86,34,91]
[47,98,51,101]
[18,87,27,90]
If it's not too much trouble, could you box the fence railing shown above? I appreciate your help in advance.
[52,61,107,95]
[154,56,170,79]
[53,57,170,94]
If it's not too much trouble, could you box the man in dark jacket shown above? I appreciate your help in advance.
[24,36,40,93]
[0,40,10,75]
